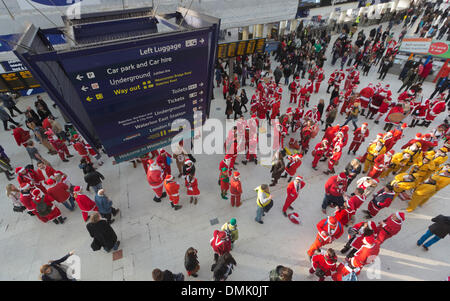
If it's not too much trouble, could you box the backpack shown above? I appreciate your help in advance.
[33,198,52,217]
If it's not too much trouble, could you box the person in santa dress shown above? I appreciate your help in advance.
[340,220,377,256]
[421,94,447,127]
[229,171,243,207]
[289,76,300,104]
[309,248,338,281]
[348,123,369,155]
[72,134,92,164]
[36,161,56,182]
[275,83,283,101]
[362,184,395,219]
[368,150,395,179]
[324,138,343,175]
[345,187,366,219]
[31,188,66,225]
[367,91,384,120]
[146,159,167,203]
[157,150,172,178]
[358,84,375,117]
[383,102,406,132]
[347,236,381,273]
[307,216,344,258]
[19,184,36,216]
[164,174,182,210]
[314,67,325,93]
[16,166,47,193]
[304,79,314,107]
[376,212,405,244]
[282,176,305,217]
[185,173,200,205]
[46,178,76,211]
[280,154,303,182]
[312,139,329,170]
[45,130,73,162]
[73,186,98,221]
[333,202,355,227]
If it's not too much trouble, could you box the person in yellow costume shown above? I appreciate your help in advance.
[409,154,436,185]
[422,147,448,179]
[382,152,411,178]
[407,165,450,212]
[390,173,417,200]
[363,140,386,173]
[398,142,423,174]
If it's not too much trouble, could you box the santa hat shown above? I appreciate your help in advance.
[288,212,301,225]
[233,171,240,178]
[401,123,408,129]
[73,186,82,193]
[224,154,232,160]
[31,188,43,199]
[388,149,395,156]
[165,175,174,181]
[15,167,25,174]
[294,154,303,161]
[363,236,376,246]
[395,212,405,222]
[46,178,56,186]
[408,90,415,96]
[160,150,167,155]
[286,107,293,114]
[184,159,193,165]
[73,134,80,140]
[295,76,300,81]
[362,122,368,127]
[338,172,347,181]
[368,221,377,230]
[415,133,422,139]
[423,133,432,141]
[328,216,337,225]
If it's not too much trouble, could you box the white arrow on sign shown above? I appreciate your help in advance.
[199,82,204,87]
[200,38,205,44]
[199,91,204,95]
[81,86,89,92]
[76,74,84,81]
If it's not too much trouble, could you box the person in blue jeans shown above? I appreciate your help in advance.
[417,215,450,251]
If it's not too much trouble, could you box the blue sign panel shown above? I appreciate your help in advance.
[59,31,212,160]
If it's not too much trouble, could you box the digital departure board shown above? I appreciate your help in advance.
[217,38,266,59]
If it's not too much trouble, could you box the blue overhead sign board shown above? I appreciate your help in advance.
[60,31,211,160]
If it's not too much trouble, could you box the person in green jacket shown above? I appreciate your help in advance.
[219,167,230,200]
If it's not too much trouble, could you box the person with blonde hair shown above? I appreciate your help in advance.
[86,212,120,252]
[255,184,273,224]
[6,183,26,213]
[40,251,76,281]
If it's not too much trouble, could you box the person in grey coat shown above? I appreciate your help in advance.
[0,93,23,116]
[0,106,21,131]
[94,189,119,224]
[417,215,450,251]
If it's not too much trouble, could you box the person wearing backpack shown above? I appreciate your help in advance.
[221,218,239,249]
[31,188,66,224]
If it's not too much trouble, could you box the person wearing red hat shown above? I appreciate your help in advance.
[72,134,92,164]
[307,216,343,258]
[358,85,375,117]
[46,178,75,211]
[383,102,405,132]
[311,139,328,171]
[19,184,36,216]
[340,220,378,257]
[401,134,437,153]
[46,130,73,162]
[309,248,338,281]
[363,184,395,219]
[322,173,348,214]
[146,159,167,203]
[156,150,172,178]
[16,165,47,193]
[229,171,242,207]
[242,134,258,165]
[73,186,98,221]
[333,201,355,227]
[348,123,369,155]
[376,212,405,244]
[324,137,343,175]
[368,150,394,179]
[281,154,303,182]
[363,139,386,174]
[282,176,305,217]
[348,235,380,271]
[31,188,66,224]
[164,175,182,210]
[314,67,324,93]
[185,173,200,205]
[289,76,300,104]
[422,94,447,127]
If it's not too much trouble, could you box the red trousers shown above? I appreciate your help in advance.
[307,234,328,257]
[282,195,297,212]
[315,82,321,93]
[348,141,362,153]
[57,145,71,161]
[376,228,392,244]
[368,168,383,179]
[231,194,241,207]
[312,152,324,168]
[290,93,297,104]
[367,201,381,217]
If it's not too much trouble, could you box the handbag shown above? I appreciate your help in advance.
[263,199,274,213]
[91,239,101,251]
[13,206,26,213]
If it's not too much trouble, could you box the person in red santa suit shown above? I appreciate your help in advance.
[347,236,381,273]
[340,220,377,256]
[376,211,405,244]
[210,230,232,262]
[281,154,303,182]
[297,85,308,108]
[401,133,437,153]
[243,134,258,165]
[45,130,73,162]
[309,248,338,281]
[16,166,47,193]
[358,84,375,117]
[340,85,357,115]
[333,201,355,227]
[362,184,395,219]
[422,93,447,127]
[324,137,343,175]
[300,120,314,155]
[304,79,314,107]
[289,76,300,104]
[156,150,172,178]
[307,215,344,258]
[19,184,36,216]
[250,95,260,115]
[368,150,395,179]
[327,69,338,93]
[304,106,321,124]
[31,188,66,224]
[282,176,305,216]
[36,161,56,182]
[367,91,385,120]
[398,89,415,102]
[11,125,31,147]
[410,98,429,127]
[275,83,283,101]
[384,102,405,132]
[314,67,325,93]
[73,186,98,221]
[269,97,281,121]
[72,134,92,164]
[374,96,391,124]
[46,178,76,211]
[312,139,329,170]
[348,123,369,155]
[322,124,340,145]
[185,173,200,205]
[291,107,304,133]
[146,159,167,203]
[345,187,366,218]
[344,66,359,91]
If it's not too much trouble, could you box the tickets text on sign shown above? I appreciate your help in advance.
[217,38,266,59]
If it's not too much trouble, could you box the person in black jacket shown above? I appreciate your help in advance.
[378,56,393,80]
[345,158,362,186]
[233,96,242,120]
[239,89,249,113]
[184,247,200,278]
[86,212,120,253]
[152,268,184,281]
[0,93,23,117]
[25,106,42,127]
[429,76,449,99]
[211,252,237,281]
[417,215,450,251]
[84,165,105,193]
[40,251,76,281]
